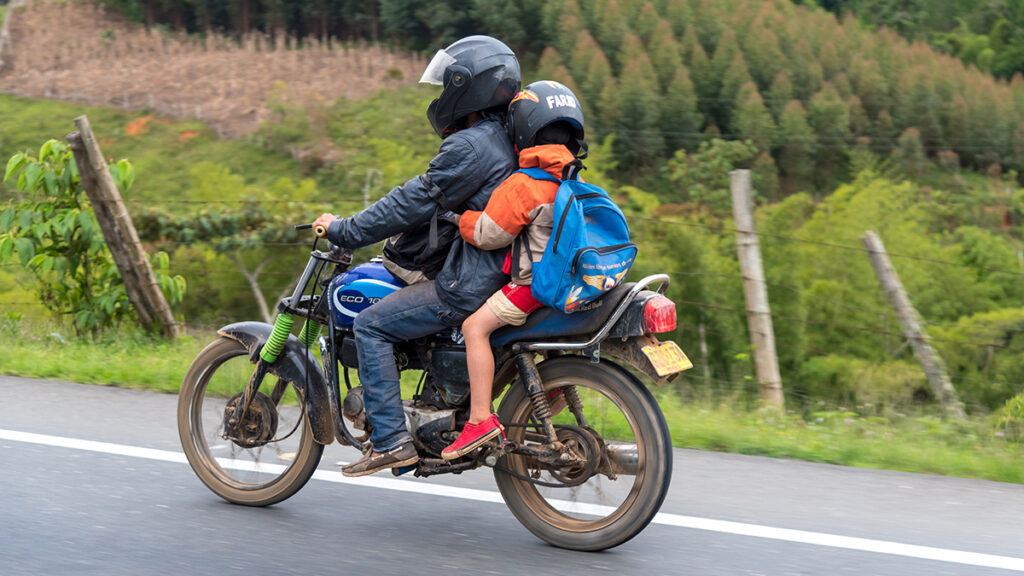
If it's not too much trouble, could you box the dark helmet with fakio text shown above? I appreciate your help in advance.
[420,35,521,139]
[507,80,587,157]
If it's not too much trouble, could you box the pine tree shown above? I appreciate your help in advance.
[598,78,621,135]
[711,28,740,87]
[635,2,661,46]
[665,0,693,38]
[544,0,585,57]
[619,33,647,72]
[819,41,841,80]
[615,54,665,176]
[808,83,851,187]
[735,86,777,153]
[897,67,943,150]
[688,41,715,120]
[582,48,614,122]
[536,47,565,81]
[874,108,896,153]
[694,0,723,53]
[767,72,794,120]
[776,100,817,190]
[569,30,600,81]
[848,95,870,138]
[679,23,701,62]
[718,53,754,128]
[789,38,824,100]
[948,95,971,164]
[893,127,926,179]
[848,56,888,119]
[649,19,683,91]
[597,0,629,64]
[744,26,787,90]
[753,152,781,201]
[661,65,704,153]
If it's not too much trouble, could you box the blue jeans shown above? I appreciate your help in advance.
[353,280,468,451]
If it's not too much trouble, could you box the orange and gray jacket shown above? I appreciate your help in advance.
[459,144,576,285]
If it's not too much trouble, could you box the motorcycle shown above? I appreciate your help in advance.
[177,226,692,551]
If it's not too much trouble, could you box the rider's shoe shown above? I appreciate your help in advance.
[442,414,505,460]
[342,442,419,477]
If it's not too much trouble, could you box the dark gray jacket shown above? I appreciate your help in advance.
[327,116,515,315]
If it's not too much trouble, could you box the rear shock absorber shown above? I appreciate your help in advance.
[561,385,588,427]
[515,353,558,443]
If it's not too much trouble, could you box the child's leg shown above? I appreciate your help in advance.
[461,304,508,424]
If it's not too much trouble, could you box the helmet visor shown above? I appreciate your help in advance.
[419,49,457,85]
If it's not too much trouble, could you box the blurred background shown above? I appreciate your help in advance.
[2,0,1024,482]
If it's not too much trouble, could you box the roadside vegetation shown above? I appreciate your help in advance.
[1,0,1023,484]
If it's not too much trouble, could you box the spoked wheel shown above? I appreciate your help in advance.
[178,337,324,506]
[494,357,672,551]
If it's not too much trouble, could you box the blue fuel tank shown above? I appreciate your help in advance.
[327,261,404,327]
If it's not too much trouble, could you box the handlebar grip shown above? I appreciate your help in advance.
[294,223,313,230]
[314,224,327,237]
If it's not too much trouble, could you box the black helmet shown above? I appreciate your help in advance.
[507,81,586,156]
[420,35,521,139]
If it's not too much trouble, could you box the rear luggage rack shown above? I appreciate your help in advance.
[512,274,670,360]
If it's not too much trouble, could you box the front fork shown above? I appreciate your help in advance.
[234,313,322,431]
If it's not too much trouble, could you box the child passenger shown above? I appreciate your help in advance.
[442,81,588,460]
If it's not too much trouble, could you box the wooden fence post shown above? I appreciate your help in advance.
[67,115,181,338]
[861,231,965,419]
[730,169,784,408]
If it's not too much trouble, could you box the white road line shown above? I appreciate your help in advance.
[3,427,1023,572]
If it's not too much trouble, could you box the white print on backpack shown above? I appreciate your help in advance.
[546,94,577,109]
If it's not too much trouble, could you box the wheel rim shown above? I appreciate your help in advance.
[189,346,311,491]
[504,374,647,533]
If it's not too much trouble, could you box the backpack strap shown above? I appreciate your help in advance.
[516,167,560,183]
[421,173,454,252]
[510,233,535,281]
[562,159,585,181]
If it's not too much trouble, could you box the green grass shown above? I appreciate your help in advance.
[1,329,1021,485]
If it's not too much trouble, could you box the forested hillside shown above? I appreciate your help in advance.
[98,0,1024,198]
[819,0,1024,81]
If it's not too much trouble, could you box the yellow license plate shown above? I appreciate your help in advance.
[642,341,693,377]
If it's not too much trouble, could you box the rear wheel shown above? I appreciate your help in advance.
[178,337,324,506]
[494,357,672,551]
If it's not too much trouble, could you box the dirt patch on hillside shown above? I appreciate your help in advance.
[0,1,426,137]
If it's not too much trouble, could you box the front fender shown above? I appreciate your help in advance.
[218,321,334,445]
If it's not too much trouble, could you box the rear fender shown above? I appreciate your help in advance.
[218,321,334,445]
[599,335,681,386]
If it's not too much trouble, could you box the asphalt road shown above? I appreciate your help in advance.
[1,375,1022,576]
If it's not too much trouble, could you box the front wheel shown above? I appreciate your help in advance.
[178,336,324,506]
[494,357,672,551]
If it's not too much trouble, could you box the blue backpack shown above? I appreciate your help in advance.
[516,165,637,314]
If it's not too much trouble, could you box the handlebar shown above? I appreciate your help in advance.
[294,223,328,237]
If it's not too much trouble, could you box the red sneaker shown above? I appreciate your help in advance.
[442,415,505,460]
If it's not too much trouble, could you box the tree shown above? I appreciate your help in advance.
[661,65,704,153]
[718,53,754,128]
[711,28,741,88]
[569,30,601,80]
[614,55,665,177]
[635,1,660,46]
[744,26,787,90]
[2,143,185,334]
[848,95,870,138]
[808,83,852,187]
[665,0,693,38]
[767,71,794,120]
[688,41,716,119]
[897,66,943,150]
[776,100,817,190]
[597,0,629,67]
[734,86,776,153]
[648,19,683,91]
[848,56,889,119]
[582,48,614,122]
[536,47,566,81]
[892,127,927,181]
[789,38,824,100]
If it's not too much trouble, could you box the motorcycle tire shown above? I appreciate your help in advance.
[494,357,673,551]
[178,336,324,506]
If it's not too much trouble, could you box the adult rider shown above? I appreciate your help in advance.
[312,36,520,477]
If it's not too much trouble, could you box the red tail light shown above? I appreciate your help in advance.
[643,296,676,333]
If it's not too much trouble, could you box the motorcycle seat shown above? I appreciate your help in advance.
[490,282,636,347]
